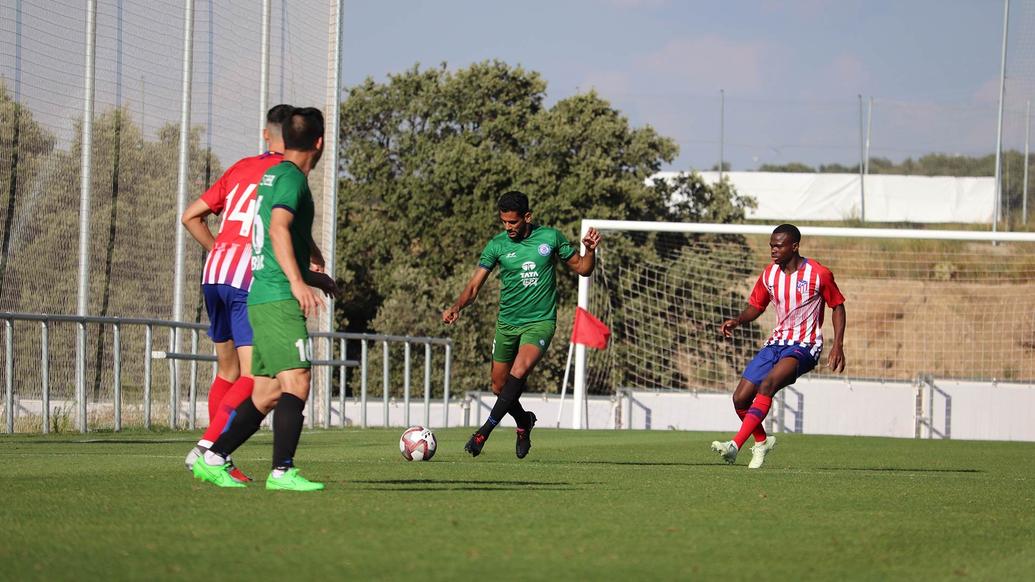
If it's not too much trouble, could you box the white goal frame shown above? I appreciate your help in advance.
[570,220,1035,429]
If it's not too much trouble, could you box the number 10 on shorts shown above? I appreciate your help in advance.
[294,338,313,362]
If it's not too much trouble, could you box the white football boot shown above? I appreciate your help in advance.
[710,440,739,464]
[748,436,777,469]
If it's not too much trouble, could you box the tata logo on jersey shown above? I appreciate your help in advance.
[520,261,539,287]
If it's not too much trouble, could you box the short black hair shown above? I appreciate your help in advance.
[282,107,324,151]
[772,223,801,244]
[497,191,529,214]
[266,104,294,125]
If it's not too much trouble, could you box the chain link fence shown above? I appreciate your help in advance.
[0,0,340,431]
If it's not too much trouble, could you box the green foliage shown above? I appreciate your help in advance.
[337,61,750,395]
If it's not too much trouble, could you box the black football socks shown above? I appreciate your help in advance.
[272,393,306,470]
[477,374,526,438]
[208,397,266,460]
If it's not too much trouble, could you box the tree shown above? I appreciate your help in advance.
[337,61,755,394]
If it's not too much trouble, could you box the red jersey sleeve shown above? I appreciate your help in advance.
[200,163,236,214]
[819,268,845,307]
[748,273,770,310]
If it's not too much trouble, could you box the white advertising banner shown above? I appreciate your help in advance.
[656,171,995,223]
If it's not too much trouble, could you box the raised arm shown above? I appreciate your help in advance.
[564,227,601,276]
[181,198,216,252]
[826,304,846,373]
[720,304,765,338]
[442,267,491,325]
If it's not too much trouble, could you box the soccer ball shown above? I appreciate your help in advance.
[399,426,437,461]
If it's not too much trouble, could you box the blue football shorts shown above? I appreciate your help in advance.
[202,284,253,347]
[742,343,820,386]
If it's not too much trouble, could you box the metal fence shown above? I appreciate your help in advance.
[0,311,454,434]
[0,1,344,422]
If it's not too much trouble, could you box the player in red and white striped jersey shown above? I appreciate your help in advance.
[712,224,847,468]
[179,104,294,481]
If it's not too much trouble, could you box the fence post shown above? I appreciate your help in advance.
[4,320,12,433]
[188,328,198,430]
[360,340,368,428]
[171,0,195,408]
[339,338,347,427]
[113,323,121,432]
[442,342,452,427]
[144,324,152,430]
[423,342,431,427]
[76,0,98,435]
[403,341,411,427]
[41,321,49,434]
[382,340,390,428]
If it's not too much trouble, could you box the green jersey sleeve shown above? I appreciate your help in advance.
[555,229,577,261]
[478,238,500,271]
[270,170,305,213]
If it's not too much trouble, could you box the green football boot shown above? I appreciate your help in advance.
[192,456,247,488]
[265,468,325,492]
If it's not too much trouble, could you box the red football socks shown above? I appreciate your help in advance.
[733,394,773,448]
[206,376,234,424]
[202,376,255,443]
[736,407,768,443]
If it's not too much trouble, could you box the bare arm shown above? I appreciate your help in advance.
[269,208,324,319]
[826,304,846,373]
[307,233,325,273]
[564,227,602,276]
[720,304,765,338]
[442,267,491,325]
[181,198,216,252]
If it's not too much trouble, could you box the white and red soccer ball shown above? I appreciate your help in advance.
[399,426,437,461]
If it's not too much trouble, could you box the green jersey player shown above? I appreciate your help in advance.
[192,107,338,491]
[443,191,601,458]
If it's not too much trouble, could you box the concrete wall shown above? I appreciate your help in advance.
[13,378,1035,441]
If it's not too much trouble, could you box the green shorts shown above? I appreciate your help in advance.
[492,320,556,363]
[248,299,311,377]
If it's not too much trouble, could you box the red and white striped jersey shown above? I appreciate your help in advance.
[748,258,845,350]
[199,152,283,290]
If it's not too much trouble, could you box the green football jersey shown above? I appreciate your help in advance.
[478,225,577,326]
[248,161,314,306]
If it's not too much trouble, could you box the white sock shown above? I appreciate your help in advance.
[203,450,225,466]
[197,439,213,449]
[271,468,288,478]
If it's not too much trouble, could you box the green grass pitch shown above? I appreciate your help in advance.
[2,428,1034,580]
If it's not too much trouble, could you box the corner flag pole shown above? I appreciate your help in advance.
[572,221,591,429]
[556,342,574,428]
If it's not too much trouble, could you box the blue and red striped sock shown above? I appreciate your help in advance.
[736,408,768,444]
[733,395,773,449]
[206,376,234,425]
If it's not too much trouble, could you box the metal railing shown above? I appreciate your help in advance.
[915,373,952,439]
[310,332,452,429]
[1,312,453,434]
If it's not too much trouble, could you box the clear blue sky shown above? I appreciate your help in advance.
[342,0,1024,171]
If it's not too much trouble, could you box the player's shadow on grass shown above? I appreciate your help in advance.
[566,461,720,467]
[351,478,584,491]
[355,478,574,486]
[815,467,983,473]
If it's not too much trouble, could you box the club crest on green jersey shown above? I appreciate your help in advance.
[538,243,551,256]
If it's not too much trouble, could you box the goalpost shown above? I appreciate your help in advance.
[569,220,1035,429]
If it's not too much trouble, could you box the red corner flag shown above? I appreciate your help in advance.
[571,307,610,350]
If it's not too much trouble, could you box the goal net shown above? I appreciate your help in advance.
[578,222,1035,396]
